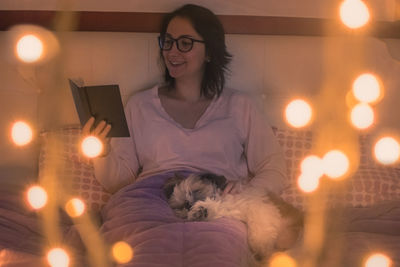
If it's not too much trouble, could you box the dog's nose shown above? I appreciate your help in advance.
[184,201,192,210]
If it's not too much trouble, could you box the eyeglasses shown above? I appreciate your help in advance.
[158,35,205,52]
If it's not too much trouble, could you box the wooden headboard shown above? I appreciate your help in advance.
[1,10,399,38]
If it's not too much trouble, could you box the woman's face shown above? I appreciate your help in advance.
[162,16,207,84]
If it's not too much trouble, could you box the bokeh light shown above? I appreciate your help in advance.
[112,241,134,264]
[285,99,313,128]
[374,137,400,165]
[11,121,33,146]
[269,252,297,267]
[297,173,320,193]
[65,198,86,218]
[8,25,60,65]
[27,185,48,210]
[16,34,43,63]
[322,150,350,179]
[364,253,391,267]
[300,155,324,180]
[47,248,70,267]
[350,103,374,129]
[81,136,103,158]
[339,0,370,29]
[352,73,381,103]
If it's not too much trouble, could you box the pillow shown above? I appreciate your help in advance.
[274,127,313,209]
[351,134,400,206]
[275,127,400,209]
[38,127,111,212]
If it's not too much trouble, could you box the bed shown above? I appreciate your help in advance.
[1,125,399,267]
[1,6,400,267]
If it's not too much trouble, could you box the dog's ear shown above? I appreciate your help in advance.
[163,173,185,199]
[199,173,227,191]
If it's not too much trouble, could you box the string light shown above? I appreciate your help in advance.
[26,185,48,210]
[81,136,104,158]
[8,24,60,65]
[285,99,313,128]
[15,34,43,63]
[112,241,134,264]
[322,150,350,179]
[350,103,374,129]
[65,198,86,217]
[47,248,70,267]
[297,173,320,193]
[300,155,324,180]
[364,253,391,267]
[11,121,33,146]
[269,252,297,267]
[339,0,370,29]
[374,137,400,165]
[352,73,382,104]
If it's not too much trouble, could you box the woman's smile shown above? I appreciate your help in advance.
[162,17,206,81]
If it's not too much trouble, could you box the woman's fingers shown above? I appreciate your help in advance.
[82,117,112,140]
[222,182,235,195]
[81,118,112,157]
[82,117,95,135]
[93,120,107,135]
[98,124,112,139]
[222,181,242,196]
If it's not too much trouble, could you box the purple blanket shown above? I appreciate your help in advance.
[100,172,250,267]
[1,170,400,266]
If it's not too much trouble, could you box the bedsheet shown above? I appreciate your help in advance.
[318,201,400,266]
[1,171,400,267]
[100,171,250,267]
[0,176,45,256]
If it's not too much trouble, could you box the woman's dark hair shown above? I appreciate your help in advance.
[159,4,232,98]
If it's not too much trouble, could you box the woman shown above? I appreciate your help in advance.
[81,4,291,266]
[84,4,287,197]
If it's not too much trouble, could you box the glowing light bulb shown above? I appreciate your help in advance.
[297,173,320,193]
[81,136,103,158]
[350,103,374,129]
[269,252,297,267]
[300,155,324,180]
[27,186,48,209]
[16,34,43,63]
[65,198,86,217]
[352,73,381,103]
[339,0,370,29]
[11,121,33,146]
[112,241,134,264]
[47,248,70,267]
[285,99,313,128]
[365,253,391,267]
[322,150,349,179]
[374,137,400,165]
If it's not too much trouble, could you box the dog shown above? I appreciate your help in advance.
[163,172,304,264]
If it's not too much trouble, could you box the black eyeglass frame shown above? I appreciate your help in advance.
[158,35,205,52]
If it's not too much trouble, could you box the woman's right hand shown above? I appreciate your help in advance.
[82,117,112,156]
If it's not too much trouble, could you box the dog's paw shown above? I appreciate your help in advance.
[188,206,208,221]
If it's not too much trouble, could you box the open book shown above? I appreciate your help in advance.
[69,79,130,137]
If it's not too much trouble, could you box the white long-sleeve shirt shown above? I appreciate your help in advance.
[93,85,288,194]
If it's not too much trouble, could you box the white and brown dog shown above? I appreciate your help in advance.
[163,173,303,264]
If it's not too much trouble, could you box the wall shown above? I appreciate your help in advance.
[0,0,398,20]
[4,31,400,130]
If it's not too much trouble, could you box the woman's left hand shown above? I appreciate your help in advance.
[222,181,241,196]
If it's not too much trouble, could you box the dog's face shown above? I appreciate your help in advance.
[163,173,227,219]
